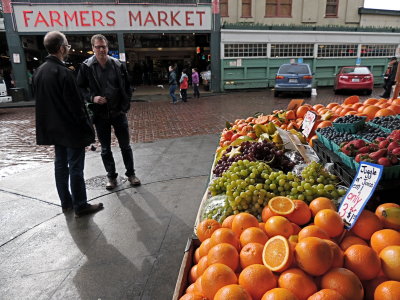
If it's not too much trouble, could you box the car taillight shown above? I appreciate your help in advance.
[303,75,313,79]
[340,76,349,80]
[276,76,284,79]
[364,76,371,80]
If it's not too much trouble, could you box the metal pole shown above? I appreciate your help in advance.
[210,0,221,92]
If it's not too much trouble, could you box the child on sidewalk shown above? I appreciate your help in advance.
[179,68,189,102]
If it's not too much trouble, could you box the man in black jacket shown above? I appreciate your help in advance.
[33,31,103,217]
[381,57,398,98]
[77,34,140,190]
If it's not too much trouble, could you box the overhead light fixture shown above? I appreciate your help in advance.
[33,57,38,61]
[157,47,163,51]
[87,50,93,54]
[80,50,83,53]
[72,49,75,52]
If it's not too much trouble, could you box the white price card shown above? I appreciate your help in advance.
[338,162,383,229]
[301,110,318,138]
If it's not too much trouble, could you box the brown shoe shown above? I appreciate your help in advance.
[106,177,117,190]
[128,175,141,186]
[75,203,104,218]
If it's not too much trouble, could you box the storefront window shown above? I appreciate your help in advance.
[270,44,313,57]
[224,43,268,58]
[265,0,292,17]
[317,44,357,57]
[360,44,397,57]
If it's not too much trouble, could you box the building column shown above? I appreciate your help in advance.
[3,13,30,100]
[117,32,126,62]
[211,0,221,92]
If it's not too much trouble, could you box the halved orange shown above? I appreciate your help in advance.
[262,235,293,272]
[268,196,295,215]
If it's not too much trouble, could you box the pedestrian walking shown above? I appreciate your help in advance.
[33,31,103,217]
[191,68,200,98]
[77,34,141,190]
[381,57,398,99]
[168,64,178,104]
[179,68,189,102]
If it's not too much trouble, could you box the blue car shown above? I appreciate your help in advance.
[274,63,313,97]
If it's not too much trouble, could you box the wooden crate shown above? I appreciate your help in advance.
[172,237,200,300]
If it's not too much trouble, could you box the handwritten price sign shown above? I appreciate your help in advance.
[301,111,318,138]
[338,162,383,229]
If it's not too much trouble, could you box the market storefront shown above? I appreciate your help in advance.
[3,0,218,99]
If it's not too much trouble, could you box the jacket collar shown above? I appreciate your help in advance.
[45,55,66,67]
[84,55,122,68]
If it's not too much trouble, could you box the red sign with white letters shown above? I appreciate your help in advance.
[13,5,212,32]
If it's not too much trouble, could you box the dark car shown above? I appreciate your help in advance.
[334,66,374,95]
[274,63,313,97]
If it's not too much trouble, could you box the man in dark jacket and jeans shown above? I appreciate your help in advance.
[77,34,140,190]
[33,31,103,217]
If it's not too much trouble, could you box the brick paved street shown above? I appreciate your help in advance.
[0,87,385,178]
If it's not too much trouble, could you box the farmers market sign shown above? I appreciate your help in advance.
[338,162,383,229]
[12,5,212,32]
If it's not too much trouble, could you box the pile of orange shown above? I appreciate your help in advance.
[181,199,400,300]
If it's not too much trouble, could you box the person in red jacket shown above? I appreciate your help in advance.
[179,68,189,102]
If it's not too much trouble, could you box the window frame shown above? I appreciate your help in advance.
[265,0,292,18]
[241,0,252,18]
[325,0,339,18]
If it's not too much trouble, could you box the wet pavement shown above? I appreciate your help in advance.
[0,86,388,300]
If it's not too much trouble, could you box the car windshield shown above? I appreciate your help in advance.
[278,65,309,74]
[341,67,370,74]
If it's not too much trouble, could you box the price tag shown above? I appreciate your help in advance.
[338,162,383,229]
[301,110,318,138]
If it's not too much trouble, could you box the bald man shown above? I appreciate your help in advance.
[33,31,103,217]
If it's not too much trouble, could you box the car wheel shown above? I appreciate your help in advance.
[365,89,372,95]
[274,91,280,97]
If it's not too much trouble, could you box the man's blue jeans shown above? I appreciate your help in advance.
[54,145,87,211]
[94,113,135,179]
[169,84,177,103]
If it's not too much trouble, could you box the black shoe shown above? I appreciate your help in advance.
[128,175,141,186]
[106,177,117,190]
[75,203,104,218]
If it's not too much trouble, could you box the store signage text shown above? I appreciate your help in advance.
[13,5,212,32]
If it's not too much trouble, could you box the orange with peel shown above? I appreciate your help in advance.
[261,288,298,300]
[196,219,221,242]
[240,242,264,268]
[265,216,294,238]
[278,268,317,300]
[320,267,364,300]
[214,284,252,300]
[239,264,277,300]
[231,213,259,238]
[295,237,333,276]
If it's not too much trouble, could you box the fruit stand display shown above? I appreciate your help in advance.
[174,96,400,300]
